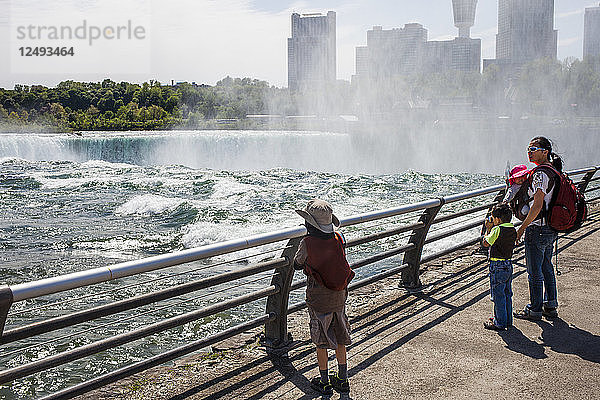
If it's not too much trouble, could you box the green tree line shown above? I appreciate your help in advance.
[1,57,599,132]
[0,77,290,132]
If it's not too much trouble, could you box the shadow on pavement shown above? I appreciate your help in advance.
[539,318,600,363]
[499,327,547,359]
[164,216,598,399]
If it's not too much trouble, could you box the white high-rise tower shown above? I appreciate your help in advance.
[287,11,336,91]
[452,0,478,38]
[584,3,600,60]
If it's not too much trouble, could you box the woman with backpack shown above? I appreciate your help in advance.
[514,136,562,321]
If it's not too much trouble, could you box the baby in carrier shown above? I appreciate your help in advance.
[504,164,530,219]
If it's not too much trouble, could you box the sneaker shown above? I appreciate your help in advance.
[542,307,558,319]
[514,308,542,321]
[310,377,333,395]
[329,372,350,393]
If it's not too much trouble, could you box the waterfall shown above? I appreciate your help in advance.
[0,131,355,172]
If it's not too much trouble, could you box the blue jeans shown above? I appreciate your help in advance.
[524,225,558,315]
[489,259,513,328]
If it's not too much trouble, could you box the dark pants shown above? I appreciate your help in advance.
[489,259,513,328]
[524,225,558,315]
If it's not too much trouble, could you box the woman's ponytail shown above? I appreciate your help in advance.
[550,152,563,172]
[532,136,563,172]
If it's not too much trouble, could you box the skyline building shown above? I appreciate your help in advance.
[452,0,478,38]
[485,0,557,72]
[366,23,428,79]
[584,3,600,60]
[427,0,480,73]
[287,11,336,91]
[354,1,480,81]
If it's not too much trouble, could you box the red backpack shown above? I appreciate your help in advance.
[532,164,587,233]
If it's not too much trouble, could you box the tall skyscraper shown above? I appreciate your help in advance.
[287,11,336,91]
[584,3,600,60]
[452,0,478,38]
[495,0,557,63]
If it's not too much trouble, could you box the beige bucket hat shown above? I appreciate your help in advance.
[295,199,340,233]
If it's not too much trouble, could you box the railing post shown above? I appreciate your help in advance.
[261,236,302,352]
[577,169,597,193]
[401,199,445,290]
[0,286,14,338]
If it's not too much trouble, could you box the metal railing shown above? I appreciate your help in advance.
[1,165,599,400]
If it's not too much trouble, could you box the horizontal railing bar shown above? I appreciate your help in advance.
[587,176,600,183]
[289,280,305,292]
[347,263,409,292]
[424,220,483,245]
[9,227,305,303]
[340,199,442,227]
[585,185,600,193]
[420,237,482,265]
[432,203,494,225]
[288,263,410,315]
[5,200,458,304]
[11,245,289,317]
[438,167,597,206]
[351,243,414,270]
[1,273,276,359]
[588,195,600,202]
[287,300,306,315]
[38,313,275,400]
[346,222,424,247]
[1,258,286,345]
[567,166,598,176]
[290,205,599,314]
[0,286,278,384]
[289,243,415,293]
[442,185,503,204]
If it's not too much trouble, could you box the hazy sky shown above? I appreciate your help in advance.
[0,0,598,88]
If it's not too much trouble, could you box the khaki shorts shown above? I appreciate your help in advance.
[308,305,352,349]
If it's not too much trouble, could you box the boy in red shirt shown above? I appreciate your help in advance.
[294,199,354,395]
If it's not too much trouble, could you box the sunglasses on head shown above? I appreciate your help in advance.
[527,146,546,153]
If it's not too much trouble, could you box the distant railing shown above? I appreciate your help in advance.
[1,165,599,400]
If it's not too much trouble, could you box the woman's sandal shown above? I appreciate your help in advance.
[514,308,542,321]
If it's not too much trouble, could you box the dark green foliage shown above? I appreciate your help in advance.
[0,76,290,132]
[0,58,599,132]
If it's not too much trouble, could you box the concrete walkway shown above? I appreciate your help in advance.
[85,205,600,400]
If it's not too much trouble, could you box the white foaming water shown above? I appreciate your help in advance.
[0,131,518,400]
[180,220,289,264]
[0,133,81,161]
[116,195,189,216]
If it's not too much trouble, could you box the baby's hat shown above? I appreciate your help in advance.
[508,164,529,184]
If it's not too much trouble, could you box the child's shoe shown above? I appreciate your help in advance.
[329,372,350,393]
[310,377,333,395]
[483,319,506,331]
